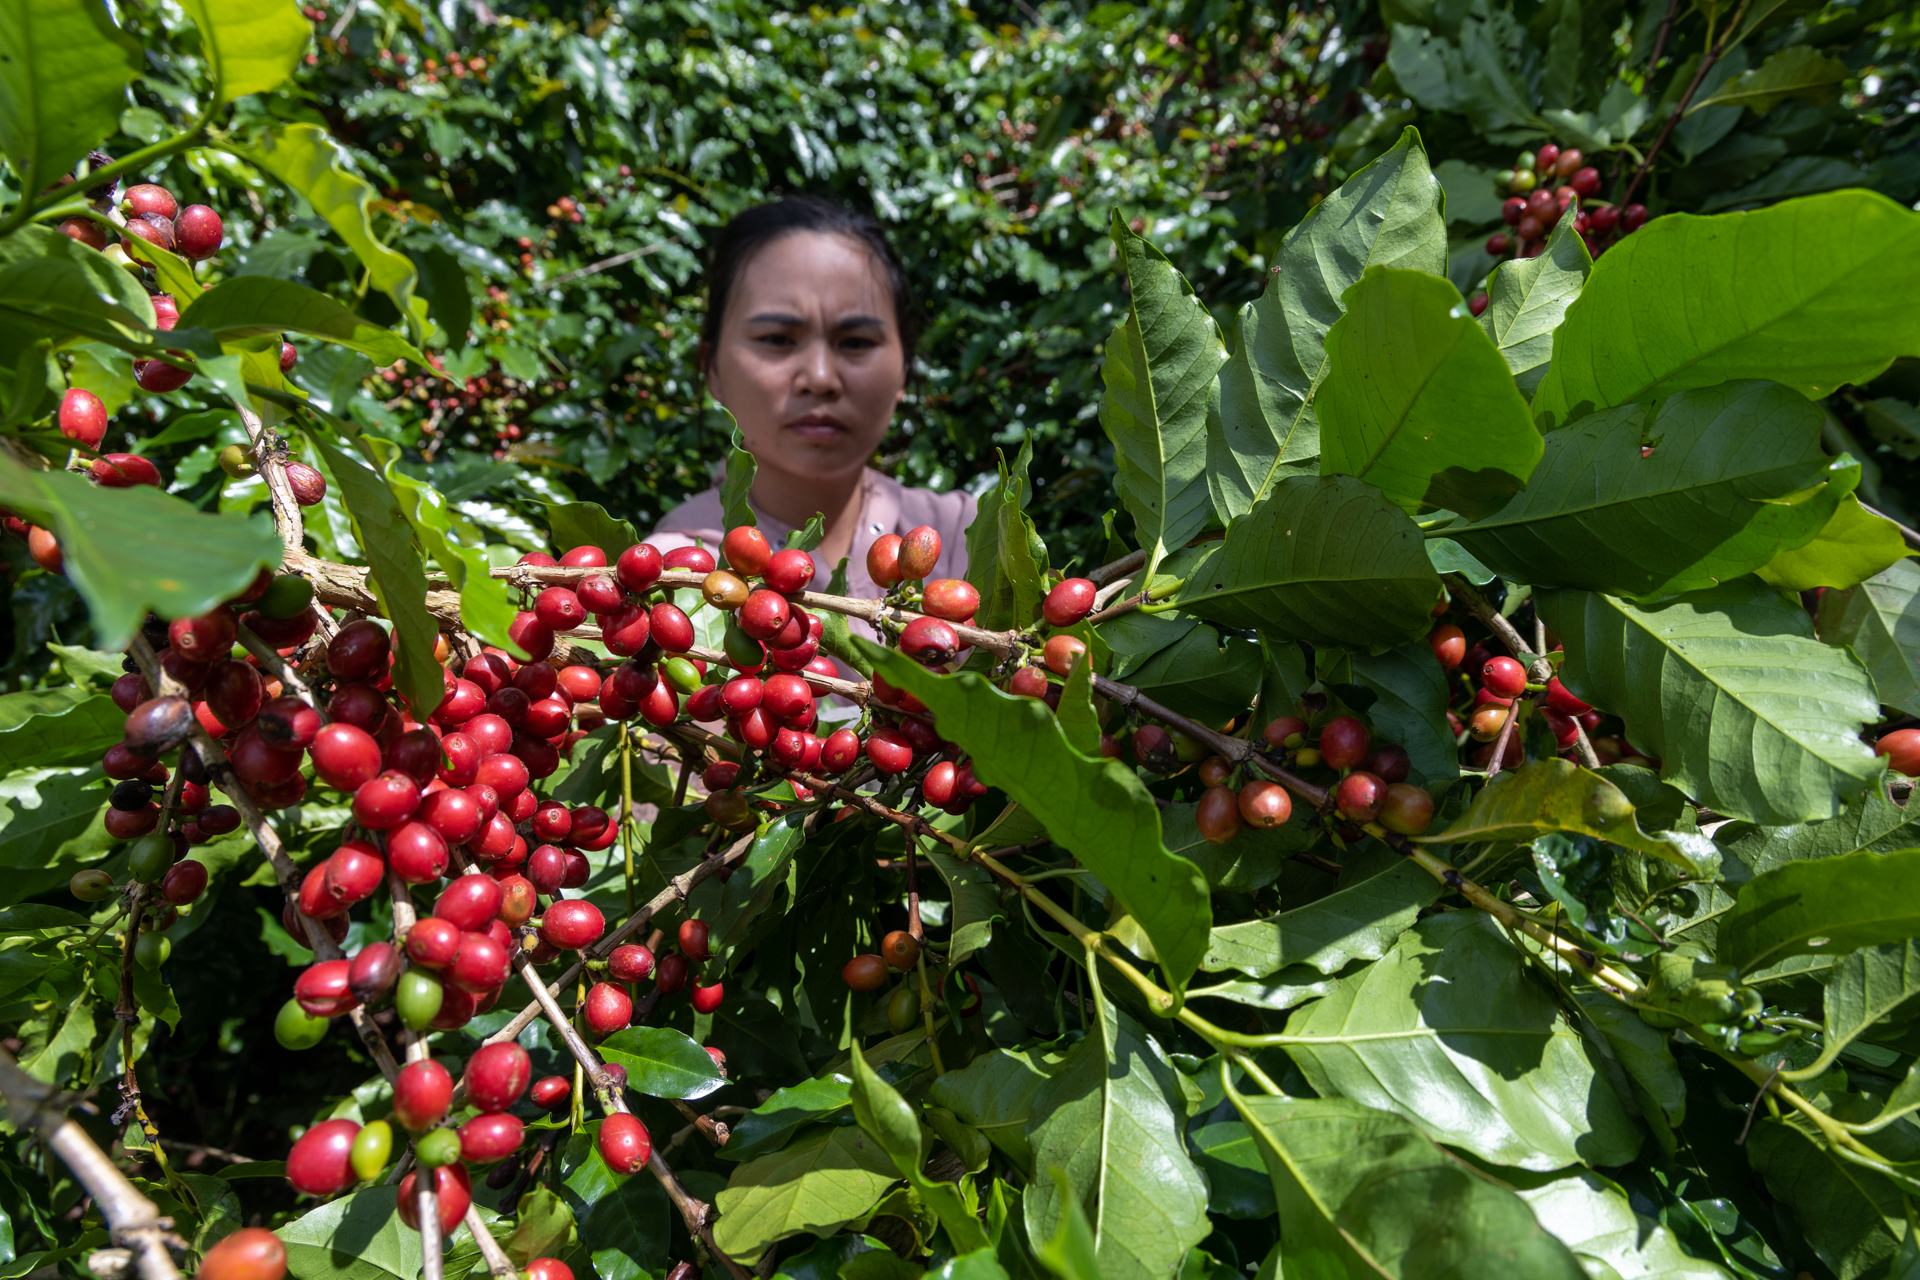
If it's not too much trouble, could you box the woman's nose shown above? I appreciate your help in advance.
[793,338,840,398]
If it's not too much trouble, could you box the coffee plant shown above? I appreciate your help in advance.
[5,3,1920,1280]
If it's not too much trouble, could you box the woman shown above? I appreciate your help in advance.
[649,197,974,593]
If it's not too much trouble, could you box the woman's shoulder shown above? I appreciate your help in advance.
[873,470,976,533]
[650,488,726,550]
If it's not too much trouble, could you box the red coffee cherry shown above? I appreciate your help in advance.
[559,545,607,568]
[294,960,357,1018]
[407,916,462,970]
[323,840,385,907]
[58,388,108,450]
[881,930,921,969]
[813,727,858,774]
[434,874,505,932]
[576,573,626,616]
[534,586,586,632]
[1429,624,1466,669]
[466,1042,533,1111]
[394,1059,453,1130]
[738,589,791,641]
[525,1260,572,1280]
[1336,771,1385,823]
[842,955,888,991]
[655,953,689,995]
[584,982,633,1036]
[1545,677,1592,716]
[1482,657,1528,699]
[690,980,724,1014]
[1196,785,1244,844]
[531,1076,571,1111]
[1262,716,1307,749]
[1043,577,1097,627]
[1007,667,1049,699]
[1238,779,1293,829]
[615,542,662,593]
[1470,705,1509,742]
[609,943,655,982]
[722,526,773,576]
[397,1164,471,1236]
[899,616,959,666]
[867,534,904,588]
[459,1112,526,1164]
[348,942,400,1005]
[597,1113,652,1175]
[353,773,422,831]
[866,727,914,774]
[541,900,605,950]
[1876,729,1920,777]
[1133,724,1177,772]
[763,548,815,594]
[159,858,207,905]
[287,1119,360,1196]
[1043,634,1086,677]
[1318,717,1371,770]
[898,526,941,581]
[922,578,981,622]
[327,619,392,682]
[1620,203,1648,232]
[196,1227,286,1280]
[679,919,711,962]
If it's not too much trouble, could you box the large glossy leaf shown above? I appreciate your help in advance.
[930,1043,1071,1173]
[710,1126,899,1265]
[1226,1092,1588,1278]
[363,438,517,654]
[0,0,139,201]
[312,436,443,718]
[0,455,278,648]
[1818,556,1920,714]
[1317,268,1541,520]
[0,689,124,772]
[277,1187,421,1280]
[1538,581,1882,825]
[178,0,307,102]
[1477,211,1590,397]
[1202,845,1440,978]
[1718,848,1920,974]
[1713,766,1920,884]
[1023,984,1210,1280]
[1756,495,1907,592]
[964,440,1048,631]
[0,226,156,354]
[1449,381,1853,599]
[1747,1113,1914,1280]
[177,277,425,367]
[848,1039,989,1252]
[597,1027,727,1100]
[1688,46,1849,115]
[1208,126,1446,521]
[1810,942,1920,1074]
[544,499,640,565]
[0,769,110,877]
[1175,475,1441,653]
[1099,213,1226,574]
[1515,1172,1731,1278]
[557,1130,669,1280]
[1112,622,1262,727]
[1282,912,1641,1169]
[1419,759,1718,874]
[243,125,424,331]
[719,422,756,533]
[866,647,1212,990]
[1532,191,1920,426]
[724,1076,856,1163]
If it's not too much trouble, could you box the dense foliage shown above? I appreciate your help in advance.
[6,4,1920,1280]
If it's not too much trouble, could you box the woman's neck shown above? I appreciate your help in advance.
[749,464,866,568]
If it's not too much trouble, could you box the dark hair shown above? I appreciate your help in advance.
[700,195,918,376]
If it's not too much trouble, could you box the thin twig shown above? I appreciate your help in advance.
[545,243,669,289]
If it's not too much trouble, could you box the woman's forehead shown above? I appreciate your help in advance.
[730,231,894,323]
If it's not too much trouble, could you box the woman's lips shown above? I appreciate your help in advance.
[784,416,846,443]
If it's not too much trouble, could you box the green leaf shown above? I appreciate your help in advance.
[1448,381,1855,599]
[1318,268,1542,520]
[1225,1091,1588,1278]
[0,226,156,355]
[596,1026,728,1101]
[926,845,1003,964]
[1099,212,1226,575]
[964,441,1049,631]
[931,1043,1071,1173]
[1161,798,1315,893]
[1477,210,1591,398]
[0,689,124,772]
[543,499,639,566]
[1208,126,1446,521]
[1572,992,1688,1138]
[360,437,516,653]
[242,125,424,334]
[1719,848,1920,974]
[1538,580,1883,825]
[1688,46,1849,115]
[1747,1113,1914,1280]
[1112,622,1262,728]
[1756,496,1908,592]
[501,1188,577,1267]
[1282,912,1642,1169]
[1817,556,1920,714]
[1174,475,1442,653]
[724,1076,856,1163]
[711,1126,900,1265]
[178,0,307,102]
[311,435,443,717]
[1024,981,1210,1280]
[1515,1171,1732,1278]
[1807,941,1920,1075]
[684,813,806,967]
[863,647,1212,990]
[0,769,110,877]
[0,455,279,648]
[1033,1170,1104,1280]
[720,423,757,532]
[1344,640,1459,786]
[848,1036,990,1252]
[1419,758,1718,875]
[1532,191,1920,426]
[277,1187,421,1280]
[177,277,426,367]
[557,1130,669,1280]
[934,1249,1013,1280]
[0,0,140,204]
[1202,845,1440,978]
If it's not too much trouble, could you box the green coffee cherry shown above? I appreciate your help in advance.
[274,997,330,1049]
[350,1119,393,1181]
[662,656,703,695]
[886,984,922,1035]
[127,832,174,884]
[395,969,445,1031]
[415,1127,462,1168]
[257,574,315,620]
[134,931,170,969]
[70,869,116,902]
[722,623,764,671]
[218,443,256,479]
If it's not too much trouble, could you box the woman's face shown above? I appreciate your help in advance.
[706,230,906,482]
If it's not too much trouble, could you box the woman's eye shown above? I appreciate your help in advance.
[753,331,795,347]
[839,336,877,352]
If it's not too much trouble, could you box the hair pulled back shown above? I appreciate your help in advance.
[700,195,918,375]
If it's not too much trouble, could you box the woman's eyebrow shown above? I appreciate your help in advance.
[832,314,887,331]
[745,311,806,325]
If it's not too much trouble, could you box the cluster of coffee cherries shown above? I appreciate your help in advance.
[1480,144,1648,271]
[1427,618,1655,770]
[840,930,930,1034]
[278,1038,572,1279]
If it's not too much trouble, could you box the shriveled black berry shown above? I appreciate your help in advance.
[110,779,154,812]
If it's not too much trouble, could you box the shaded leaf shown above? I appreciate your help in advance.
[543,499,640,566]
[0,226,155,355]
[1688,46,1849,115]
[0,689,124,772]
[1747,1113,1915,1280]
[722,1076,855,1163]
[177,277,425,367]
[1812,942,1920,1073]
[1202,846,1440,978]
[365,437,517,654]
[1538,581,1882,825]
[1113,622,1262,728]
[1817,556,1920,714]
[926,845,1003,965]
[848,1037,989,1252]
[931,1043,1071,1173]
[1175,475,1442,653]
[1319,268,1542,519]
[1282,912,1642,1169]
[711,1126,900,1265]
[865,647,1212,991]
[277,1187,421,1280]
[1533,192,1920,426]
[964,440,1048,631]
[1719,847,1920,974]
[1516,1171,1731,1278]
[1478,211,1591,397]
